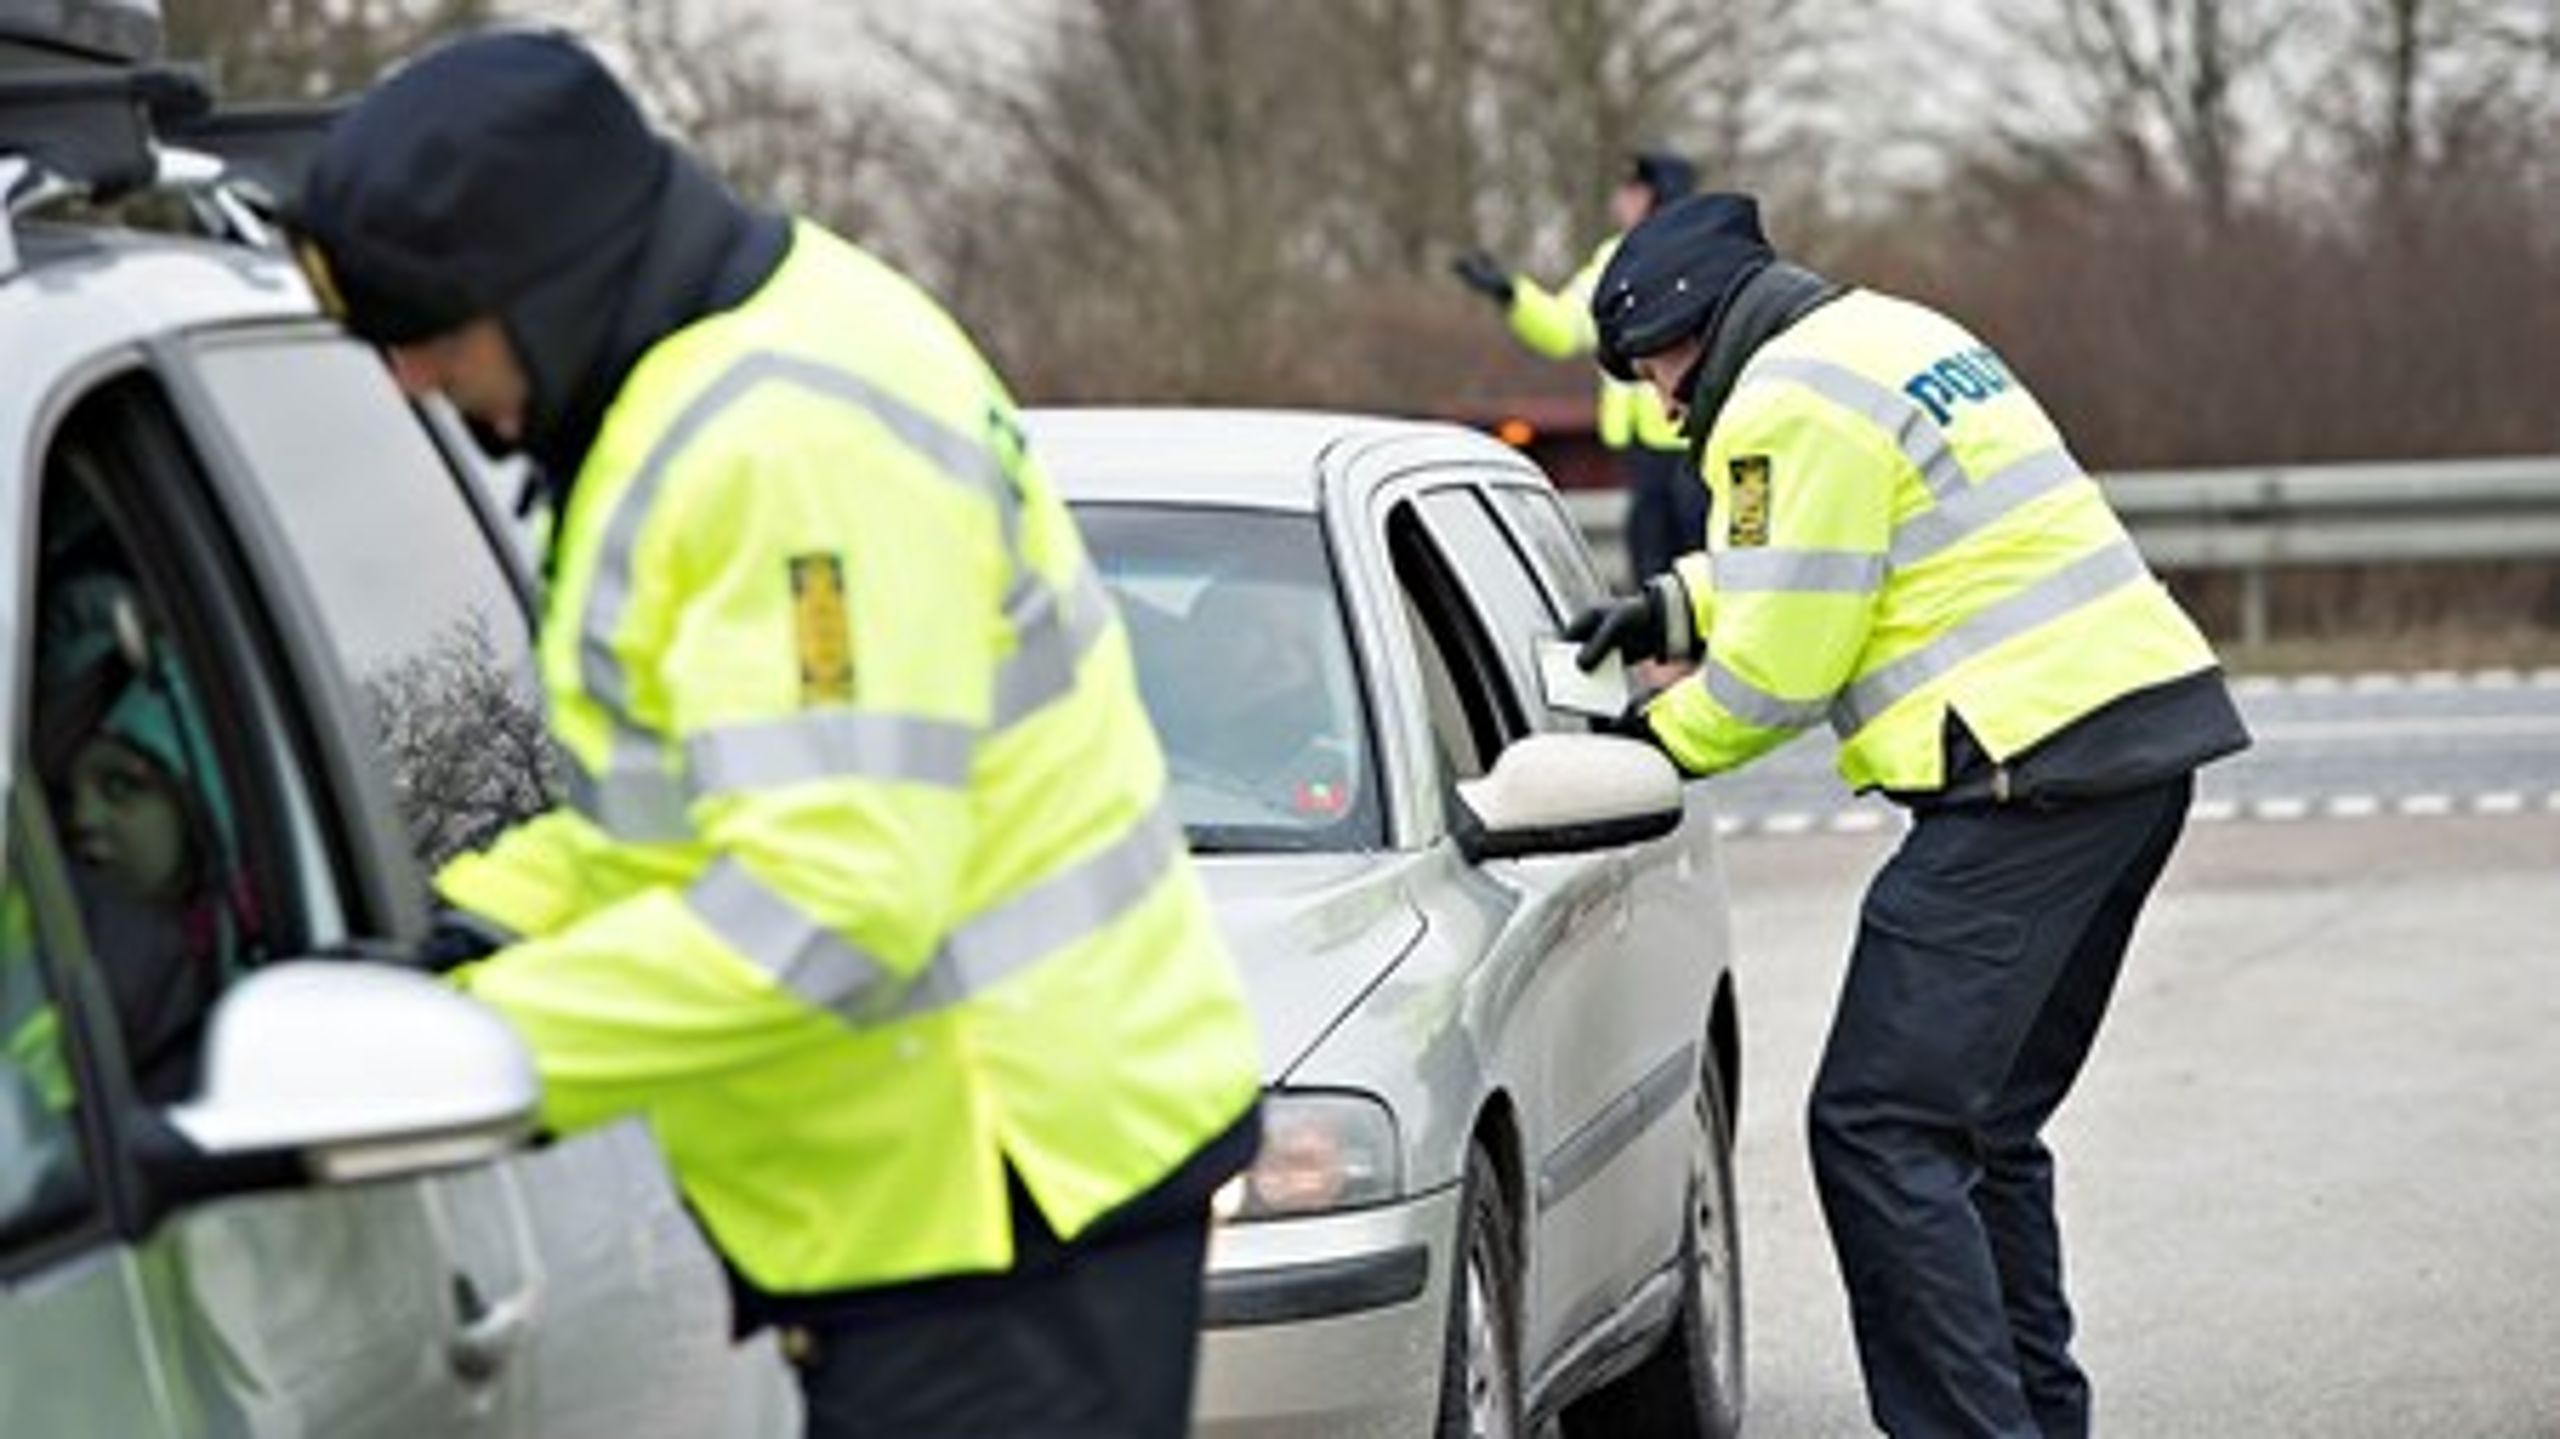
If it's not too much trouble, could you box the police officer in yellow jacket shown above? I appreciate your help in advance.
[1568,193,2250,1438]
[295,30,1262,1437]
[1453,150,1705,580]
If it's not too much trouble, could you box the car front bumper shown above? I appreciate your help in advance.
[1191,1183,1460,1439]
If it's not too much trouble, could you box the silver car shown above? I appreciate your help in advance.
[1037,410,1747,1438]
[1,18,795,1432]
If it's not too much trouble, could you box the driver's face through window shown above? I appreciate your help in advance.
[63,732,194,907]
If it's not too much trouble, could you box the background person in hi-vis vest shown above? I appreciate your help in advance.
[1566,191,2251,1439]
[293,29,1262,1438]
[1452,149,1708,585]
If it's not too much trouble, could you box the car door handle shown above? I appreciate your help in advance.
[448,1272,538,1384]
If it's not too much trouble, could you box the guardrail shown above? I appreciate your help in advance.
[1561,454,2560,645]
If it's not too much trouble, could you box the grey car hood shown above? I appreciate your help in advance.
[1194,852,1428,1081]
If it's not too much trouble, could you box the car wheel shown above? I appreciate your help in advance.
[1561,1054,1744,1438]
[1436,1141,1525,1439]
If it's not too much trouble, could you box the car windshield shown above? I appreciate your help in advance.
[1075,505,1380,853]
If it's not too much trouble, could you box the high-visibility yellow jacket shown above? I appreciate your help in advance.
[1645,289,2222,792]
[439,222,1262,1296]
[1508,237,1686,451]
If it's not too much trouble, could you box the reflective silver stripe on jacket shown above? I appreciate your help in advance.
[991,563,1117,729]
[569,569,1111,838]
[1829,538,2153,736]
[896,800,1183,1020]
[565,733,690,845]
[1713,548,1887,596]
[687,857,903,1019]
[1701,655,1834,732]
[1888,447,2089,569]
[685,800,1185,1025]
[1747,355,1970,501]
[685,711,977,799]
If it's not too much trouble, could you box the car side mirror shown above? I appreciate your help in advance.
[165,961,537,1185]
[1453,733,1685,863]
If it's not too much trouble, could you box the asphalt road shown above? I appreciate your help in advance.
[1719,811,2560,1437]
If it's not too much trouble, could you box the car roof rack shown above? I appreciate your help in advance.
[0,0,164,70]
[1,60,339,277]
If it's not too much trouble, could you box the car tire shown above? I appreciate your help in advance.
[1435,1141,1525,1439]
[1560,1054,1745,1438]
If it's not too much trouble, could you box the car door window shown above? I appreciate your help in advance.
[23,367,542,1436]
[1489,484,1608,617]
[186,332,552,878]
[1388,503,1526,784]
[28,379,314,1106]
[1412,486,1580,732]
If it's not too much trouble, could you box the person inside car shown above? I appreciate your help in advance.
[1165,580,1357,820]
[35,574,254,1104]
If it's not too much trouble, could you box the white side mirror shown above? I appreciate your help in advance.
[167,962,537,1183]
[1454,733,1685,862]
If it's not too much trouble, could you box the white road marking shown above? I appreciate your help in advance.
[2249,714,2560,743]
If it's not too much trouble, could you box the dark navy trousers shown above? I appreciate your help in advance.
[1625,443,1710,581]
[1809,773,2191,1438]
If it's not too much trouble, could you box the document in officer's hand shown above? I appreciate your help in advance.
[1535,638,1630,718]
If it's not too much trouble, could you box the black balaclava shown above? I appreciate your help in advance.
[299,29,786,491]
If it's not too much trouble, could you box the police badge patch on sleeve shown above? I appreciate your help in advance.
[789,554,855,704]
[1728,455,1773,547]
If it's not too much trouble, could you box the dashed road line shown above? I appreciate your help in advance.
[1716,788,2560,837]
[2233,668,2560,696]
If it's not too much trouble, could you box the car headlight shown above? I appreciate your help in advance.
[1213,1090,1401,1223]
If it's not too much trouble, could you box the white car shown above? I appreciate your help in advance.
[0,14,794,1433]
[1038,409,1748,1438]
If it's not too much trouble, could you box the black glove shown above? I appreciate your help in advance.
[1450,249,1515,305]
[1565,590,1668,672]
[416,908,513,973]
[1565,571,1699,671]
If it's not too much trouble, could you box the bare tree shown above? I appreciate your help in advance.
[545,0,902,239]
[166,0,494,99]
[1493,0,1844,242]
[882,0,1348,400]
[2303,0,2560,224]
[1975,0,2301,225]
[363,611,558,875]
[877,0,1858,406]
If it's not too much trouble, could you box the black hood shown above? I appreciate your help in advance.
[298,29,787,486]
[507,146,787,484]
